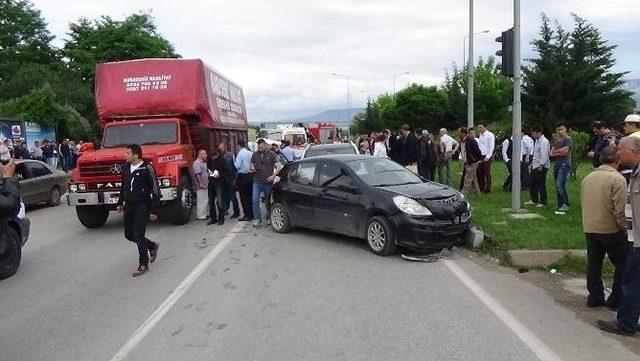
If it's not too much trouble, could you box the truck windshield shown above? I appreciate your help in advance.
[102,122,178,148]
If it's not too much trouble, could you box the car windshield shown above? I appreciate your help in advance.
[346,158,423,187]
[305,145,356,158]
[102,123,178,148]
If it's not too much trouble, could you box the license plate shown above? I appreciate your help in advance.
[105,196,119,204]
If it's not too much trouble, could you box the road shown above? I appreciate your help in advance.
[0,204,638,361]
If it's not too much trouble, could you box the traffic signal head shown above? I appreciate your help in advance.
[495,28,514,77]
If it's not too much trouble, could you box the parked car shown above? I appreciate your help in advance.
[302,142,358,158]
[270,155,470,255]
[15,160,68,207]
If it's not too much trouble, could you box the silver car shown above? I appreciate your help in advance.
[15,160,69,207]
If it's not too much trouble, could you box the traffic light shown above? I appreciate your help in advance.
[495,28,514,77]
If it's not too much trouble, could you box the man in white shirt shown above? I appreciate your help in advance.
[526,126,551,206]
[476,122,495,193]
[501,134,531,192]
[522,130,535,189]
[438,128,459,186]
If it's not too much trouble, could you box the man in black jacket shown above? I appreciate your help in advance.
[208,142,236,226]
[461,127,483,196]
[116,144,160,277]
[398,125,417,166]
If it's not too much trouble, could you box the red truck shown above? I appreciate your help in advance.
[67,58,248,228]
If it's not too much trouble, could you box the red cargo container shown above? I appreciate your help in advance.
[68,58,248,228]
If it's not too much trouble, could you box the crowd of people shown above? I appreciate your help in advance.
[0,137,82,171]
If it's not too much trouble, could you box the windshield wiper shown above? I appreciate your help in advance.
[141,141,168,146]
[372,182,419,187]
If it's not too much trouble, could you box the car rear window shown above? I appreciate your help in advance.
[305,145,356,158]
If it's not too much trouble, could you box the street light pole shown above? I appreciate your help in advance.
[332,73,350,127]
[463,30,490,68]
[511,0,522,212]
[393,71,410,95]
[467,0,474,129]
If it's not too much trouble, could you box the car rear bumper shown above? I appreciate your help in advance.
[389,213,471,251]
[67,188,178,207]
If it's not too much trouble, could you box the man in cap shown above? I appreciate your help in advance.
[623,114,640,138]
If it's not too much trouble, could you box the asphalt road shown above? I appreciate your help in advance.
[1,204,638,361]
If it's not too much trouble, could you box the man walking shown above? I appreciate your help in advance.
[251,139,281,227]
[550,123,573,213]
[598,137,640,336]
[116,144,160,277]
[193,149,209,220]
[461,127,482,197]
[476,122,495,193]
[581,145,630,309]
[527,126,550,207]
[438,128,459,186]
[235,140,253,221]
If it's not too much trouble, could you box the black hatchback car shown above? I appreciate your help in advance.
[270,155,470,256]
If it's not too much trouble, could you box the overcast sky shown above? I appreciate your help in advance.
[32,0,640,122]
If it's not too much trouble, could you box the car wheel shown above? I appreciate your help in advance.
[270,203,291,233]
[171,175,194,225]
[366,216,397,256]
[0,225,21,280]
[76,206,109,228]
[46,186,61,207]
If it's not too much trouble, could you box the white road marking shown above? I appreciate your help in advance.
[443,259,562,361]
[109,222,245,361]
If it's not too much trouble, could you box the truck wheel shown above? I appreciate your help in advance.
[47,186,61,207]
[171,175,194,225]
[76,206,109,228]
[0,226,21,280]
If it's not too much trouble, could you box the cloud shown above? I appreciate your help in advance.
[32,0,639,122]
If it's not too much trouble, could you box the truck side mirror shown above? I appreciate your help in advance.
[80,142,95,153]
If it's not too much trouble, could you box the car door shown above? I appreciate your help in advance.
[285,161,320,228]
[15,162,38,204]
[25,161,54,202]
[315,161,364,236]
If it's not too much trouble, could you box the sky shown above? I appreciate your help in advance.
[31,0,640,122]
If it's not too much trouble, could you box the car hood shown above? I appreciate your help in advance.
[376,182,457,200]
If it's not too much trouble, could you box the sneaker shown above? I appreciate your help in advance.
[535,203,545,208]
[149,243,159,263]
[596,320,636,336]
[252,220,262,228]
[524,201,537,206]
[558,204,570,212]
[132,264,149,277]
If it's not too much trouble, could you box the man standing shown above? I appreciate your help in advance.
[235,140,253,221]
[476,122,495,193]
[623,114,640,138]
[30,141,43,161]
[461,127,482,197]
[251,139,281,227]
[398,124,417,167]
[581,145,630,309]
[521,130,534,189]
[41,140,54,167]
[209,142,236,226]
[598,137,640,336]
[280,140,295,162]
[0,140,11,162]
[438,128,459,186]
[527,126,550,207]
[193,149,209,221]
[415,129,427,178]
[502,134,531,192]
[59,139,71,171]
[116,144,160,277]
[588,121,621,168]
[358,140,370,155]
[549,123,573,213]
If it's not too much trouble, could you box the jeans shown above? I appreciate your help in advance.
[617,247,640,332]
[586,233,630,307]
[529,167,548,205]
[252,182,272,222]
[123,202,157,267]
[553,160,570,207]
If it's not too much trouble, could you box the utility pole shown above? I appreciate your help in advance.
[467,0,474,129]
[511,0,522,212]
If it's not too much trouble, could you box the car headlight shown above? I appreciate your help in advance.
[78,183,86,191]
[393,195,432,217]
[162,179,171,187]
[69,184,78,192]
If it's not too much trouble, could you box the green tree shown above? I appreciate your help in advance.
[63,13,180,84]
[523,13,634,131]
[393,84,448,131]
[0,0,58,82]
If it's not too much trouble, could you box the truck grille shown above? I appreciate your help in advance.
[79,161,126,178]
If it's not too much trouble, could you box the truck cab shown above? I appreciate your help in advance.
[68,118,196,228]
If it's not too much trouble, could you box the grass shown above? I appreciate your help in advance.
[450,160,592,253]
[547,256,614,279]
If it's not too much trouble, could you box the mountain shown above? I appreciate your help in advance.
[623,79,640,108]
[287,108,365,124]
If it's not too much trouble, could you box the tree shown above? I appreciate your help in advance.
[393,84,448,131]
[0,0,58,82]
[523,13,634,131]
[63,13,180,84]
